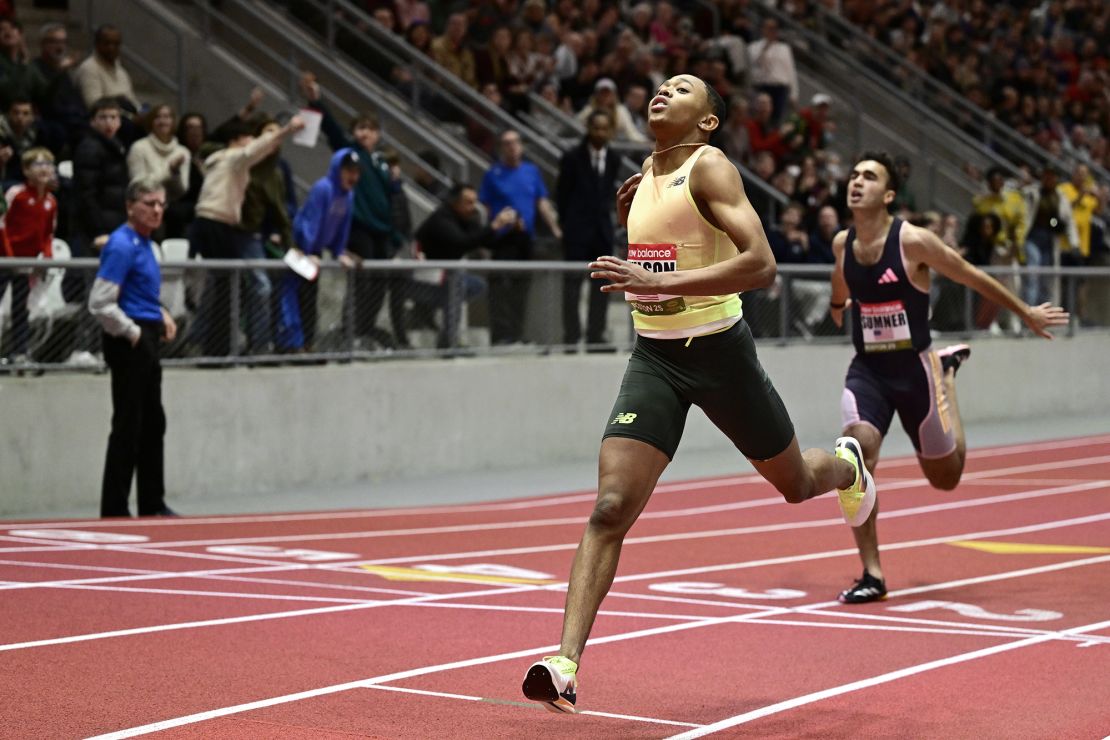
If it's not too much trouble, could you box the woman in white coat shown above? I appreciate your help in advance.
[126,104,190,207]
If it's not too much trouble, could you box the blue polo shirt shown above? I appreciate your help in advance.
[478,160,547,236]
[96,224,163,322]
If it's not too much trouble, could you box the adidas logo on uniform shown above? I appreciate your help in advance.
[877,268,899,284]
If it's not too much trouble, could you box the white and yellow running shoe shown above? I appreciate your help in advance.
[835,436,877,527]
[522,655,578,714]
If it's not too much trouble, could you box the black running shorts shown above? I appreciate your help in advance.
[841,350,957,459]
[602,320,795,461]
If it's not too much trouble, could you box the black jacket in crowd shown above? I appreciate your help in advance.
[415,204,497,261]
[73,130,128,242]
[555,139,623,261]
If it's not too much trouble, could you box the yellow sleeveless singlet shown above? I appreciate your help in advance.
[625,145,743,339]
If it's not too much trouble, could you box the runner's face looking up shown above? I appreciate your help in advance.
[848,160,895,211]
[647,76,718,136]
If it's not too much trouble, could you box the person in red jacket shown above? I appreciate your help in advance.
[0,146,57,363]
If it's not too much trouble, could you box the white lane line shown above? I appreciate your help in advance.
[411,600,712,622]
[84,611,792,740]
[0,545,90,553]
[607,511,1110,584]
[0,564,309,591]
[86,454,1110,550]
[601,591,1110,647]
[12,450,1106,554]
[82,548,1110,740]
[363,684,704,728]
[726,617,1051,640]
[0,580,542,653]
[794,608,1110,646]
[0,559,434,599]
[34,583,375,604]
[665,617,1110,739]
[4,507,1108,657]
[399,600,1097,643]
[358,479,1110,566]
[11,436,1110,534]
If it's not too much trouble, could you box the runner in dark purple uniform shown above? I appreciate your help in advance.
[829,153,1070,603]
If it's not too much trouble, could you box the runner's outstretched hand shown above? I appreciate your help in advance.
[1024,302,1070,339]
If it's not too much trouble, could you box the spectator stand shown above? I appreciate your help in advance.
[748,2,1012,218]
[271,0,564,181]
[801,2,1110,188]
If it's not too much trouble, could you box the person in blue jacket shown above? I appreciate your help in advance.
[275,148,360,351]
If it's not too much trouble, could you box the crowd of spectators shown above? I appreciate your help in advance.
[784,0,1110,176]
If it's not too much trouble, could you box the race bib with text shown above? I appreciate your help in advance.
[859,300,912,352]
[626,244,687,315]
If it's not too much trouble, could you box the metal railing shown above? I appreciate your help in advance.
[3,258,1106,373]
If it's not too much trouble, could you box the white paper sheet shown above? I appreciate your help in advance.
[283,248,319,281]
[291,108,323,148]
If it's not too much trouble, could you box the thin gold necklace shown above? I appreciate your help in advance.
[652,142,705,156]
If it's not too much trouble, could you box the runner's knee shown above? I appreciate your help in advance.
[588,493,639,534]
[778,483,812,505]
[925,465,962,491]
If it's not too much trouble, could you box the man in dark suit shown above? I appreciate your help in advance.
[556,111,623,350]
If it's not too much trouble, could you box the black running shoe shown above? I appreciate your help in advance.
[936,344,971,376]
[838,570,887,603]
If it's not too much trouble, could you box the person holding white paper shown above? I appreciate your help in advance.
[186,113,303,356]
[275,148,360,351]
[292,107,322,148]
[299,71,408,349]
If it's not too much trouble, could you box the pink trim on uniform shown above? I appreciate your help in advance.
[897,220,931,295]
[839,388,883,438]
[916,349,958,459]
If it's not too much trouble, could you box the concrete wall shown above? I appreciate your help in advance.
[2,335,1107,516]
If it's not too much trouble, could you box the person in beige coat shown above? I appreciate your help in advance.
[126,104,190,207]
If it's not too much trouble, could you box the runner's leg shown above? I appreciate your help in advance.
[558,436,669,664]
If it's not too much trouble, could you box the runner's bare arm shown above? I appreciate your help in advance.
[829,230,851,328]
[902,224,1070,338]
[615,157,651,227]
[593,148,775,295]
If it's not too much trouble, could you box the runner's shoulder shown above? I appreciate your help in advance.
[691,146,740,191]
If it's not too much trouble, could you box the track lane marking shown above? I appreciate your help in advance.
[598,590,1110,646]
[75,455,1110,550]
[4,512,1105,656]
[357,480,1110,565]
[10,438,1107,535]
[363,684,705,728]
[80,552,1110,740]
[0,558,438,598]
[665,616,1110,738]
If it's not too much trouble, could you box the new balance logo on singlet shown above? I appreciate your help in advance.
[877,268,899,284]
[667,176,686,188]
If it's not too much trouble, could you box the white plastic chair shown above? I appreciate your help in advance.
[156,238,191,320]
[27,239,72,322]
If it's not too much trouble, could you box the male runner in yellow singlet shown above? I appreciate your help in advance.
[829,153,1069,603]
[521,75,874,713]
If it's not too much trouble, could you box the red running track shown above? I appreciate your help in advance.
[2,435,1109,738]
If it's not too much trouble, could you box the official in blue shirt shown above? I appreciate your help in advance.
[88,177,178,518]
[478,129,562,344]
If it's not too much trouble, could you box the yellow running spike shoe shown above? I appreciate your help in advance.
[835,436,877,527]
[522,655,578,714]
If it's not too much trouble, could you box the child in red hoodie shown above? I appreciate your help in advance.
[1,147,57,362]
